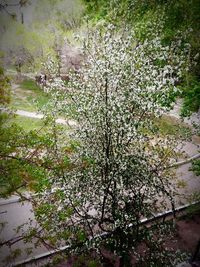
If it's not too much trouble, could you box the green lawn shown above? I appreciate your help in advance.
[10,115,45,132]
[156,115,192,139]
[141,115,192,139]
[10,79,50,112]
[10,115,70,138]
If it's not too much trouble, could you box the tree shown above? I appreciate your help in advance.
[10,46,33,79]
[0,65,45,197]
[0,65,10,105]
[24,25,190,266]
[82,0,200,120]
[0,64,74,266]
[0,0,30,23]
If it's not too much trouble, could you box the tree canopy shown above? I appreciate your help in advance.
[0,1,199,266]
[17,25,190,266]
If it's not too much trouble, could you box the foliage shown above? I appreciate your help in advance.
[0,66,76,267]
[0,66,10,105]
[82,0,110,21]
[10,79,50,112]
[82,0,200,28]
[0,0,84,72]
[181,78,200,117]
[0,118,44,196]
[9,46,33,76]
[0,0,198,263]
[82,0,200,116]
[0,64,71,198]
[0,111,70,200]
[0,66,67,198]
[191,160,200,176]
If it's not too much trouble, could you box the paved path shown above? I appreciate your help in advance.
[0,198,49,267]
[6,69,36,80]
[16,110,77,127]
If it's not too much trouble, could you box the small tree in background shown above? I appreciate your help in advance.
[10,46,33,80]
[0,65,10,105]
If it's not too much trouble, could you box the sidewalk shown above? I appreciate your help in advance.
[15,110,77,126]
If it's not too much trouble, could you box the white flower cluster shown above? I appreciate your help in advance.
[34,25,191,251]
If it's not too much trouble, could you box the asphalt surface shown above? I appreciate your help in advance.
[0,197,49,267]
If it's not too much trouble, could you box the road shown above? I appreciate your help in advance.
[175,140,200,205]
[0,197,50,267]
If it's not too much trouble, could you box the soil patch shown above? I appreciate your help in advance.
[56,213,200,267]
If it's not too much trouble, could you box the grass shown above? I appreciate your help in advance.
[11,115,71,137]
[11,115,45,132]
[141,115,192,139]
[156,115,192,139]
[10,79,50,112]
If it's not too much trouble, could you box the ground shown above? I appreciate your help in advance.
[55,211,200,267]
[9,77,49,113]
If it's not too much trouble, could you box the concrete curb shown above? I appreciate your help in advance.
[0,196,21,206]
[12,200,200,266]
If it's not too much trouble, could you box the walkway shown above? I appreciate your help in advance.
[0,197,49,267]
[15,109,77,126]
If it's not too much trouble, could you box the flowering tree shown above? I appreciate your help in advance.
[1,26,191,266]
[28,25,191,265]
